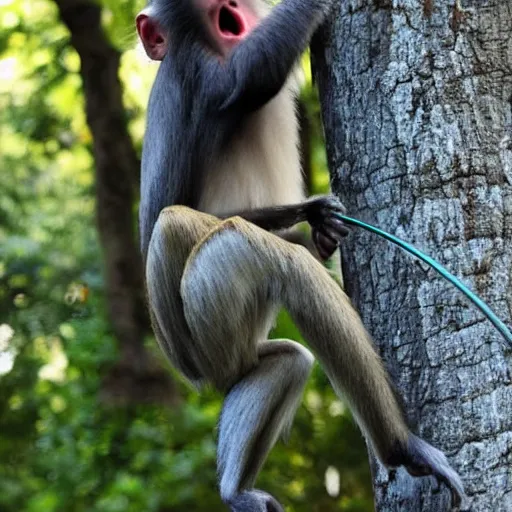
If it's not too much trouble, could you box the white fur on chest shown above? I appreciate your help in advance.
[197,83,305,215]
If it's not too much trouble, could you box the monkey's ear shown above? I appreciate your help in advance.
[136,12,167,61]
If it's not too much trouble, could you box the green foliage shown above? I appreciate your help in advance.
[0,1,373,510]
[1,310,373,511]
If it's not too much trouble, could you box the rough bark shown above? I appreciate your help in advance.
[54,0,177,405]
[313,0,512,510]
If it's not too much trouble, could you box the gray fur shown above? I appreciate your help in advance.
[226,489,284,512]
[217,340,313,500]
[406,434,465,508]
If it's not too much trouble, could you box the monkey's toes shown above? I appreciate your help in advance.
[227,490,284,512]
[404,434,465,509]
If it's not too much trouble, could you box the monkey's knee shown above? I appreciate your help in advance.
[259,339,314,380]
[152,205,220,243]
[147,206,221,280]
[184,215,298,274]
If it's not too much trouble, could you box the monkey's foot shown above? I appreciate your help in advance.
[402,434,465,510]
[226,490,284,512]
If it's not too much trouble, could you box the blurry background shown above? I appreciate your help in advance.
[0,1,372,510]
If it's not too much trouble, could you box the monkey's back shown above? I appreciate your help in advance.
[139,55,218,255]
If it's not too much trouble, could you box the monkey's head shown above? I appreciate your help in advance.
[137,0,261,60]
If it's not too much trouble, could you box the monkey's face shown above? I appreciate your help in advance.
[137,0,259,61]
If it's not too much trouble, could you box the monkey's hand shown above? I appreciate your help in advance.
[305,195,350,260]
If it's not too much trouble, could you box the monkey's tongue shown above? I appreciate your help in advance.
[218,6,245,37]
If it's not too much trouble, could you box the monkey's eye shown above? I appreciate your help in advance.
[219,6,241,36]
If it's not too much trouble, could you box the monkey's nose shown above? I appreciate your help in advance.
[228,0,237,6]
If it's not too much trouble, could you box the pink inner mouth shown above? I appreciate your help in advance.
[217,5,246,39]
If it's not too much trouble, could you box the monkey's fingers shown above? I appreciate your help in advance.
[403,467,462,510]
[313,228,339,261]
[324,216,351,238]
[321,223,348,243]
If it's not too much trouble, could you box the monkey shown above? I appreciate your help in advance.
[136,0,465,510]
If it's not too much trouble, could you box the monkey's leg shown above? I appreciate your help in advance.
[148,205,313,508]
[176,221,313,511]
[181,216,464,507]
[281,241,464,506]
[145,205,222,381]
[218,340,313,512]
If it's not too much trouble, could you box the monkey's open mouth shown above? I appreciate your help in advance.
[218,6,243,36]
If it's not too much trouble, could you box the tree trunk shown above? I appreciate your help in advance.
[313,1,512,510]
[54,0,178,405]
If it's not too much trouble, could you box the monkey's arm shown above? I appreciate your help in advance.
[220,196,350,260]
[205,0,333,111]
[220,196,344,232]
